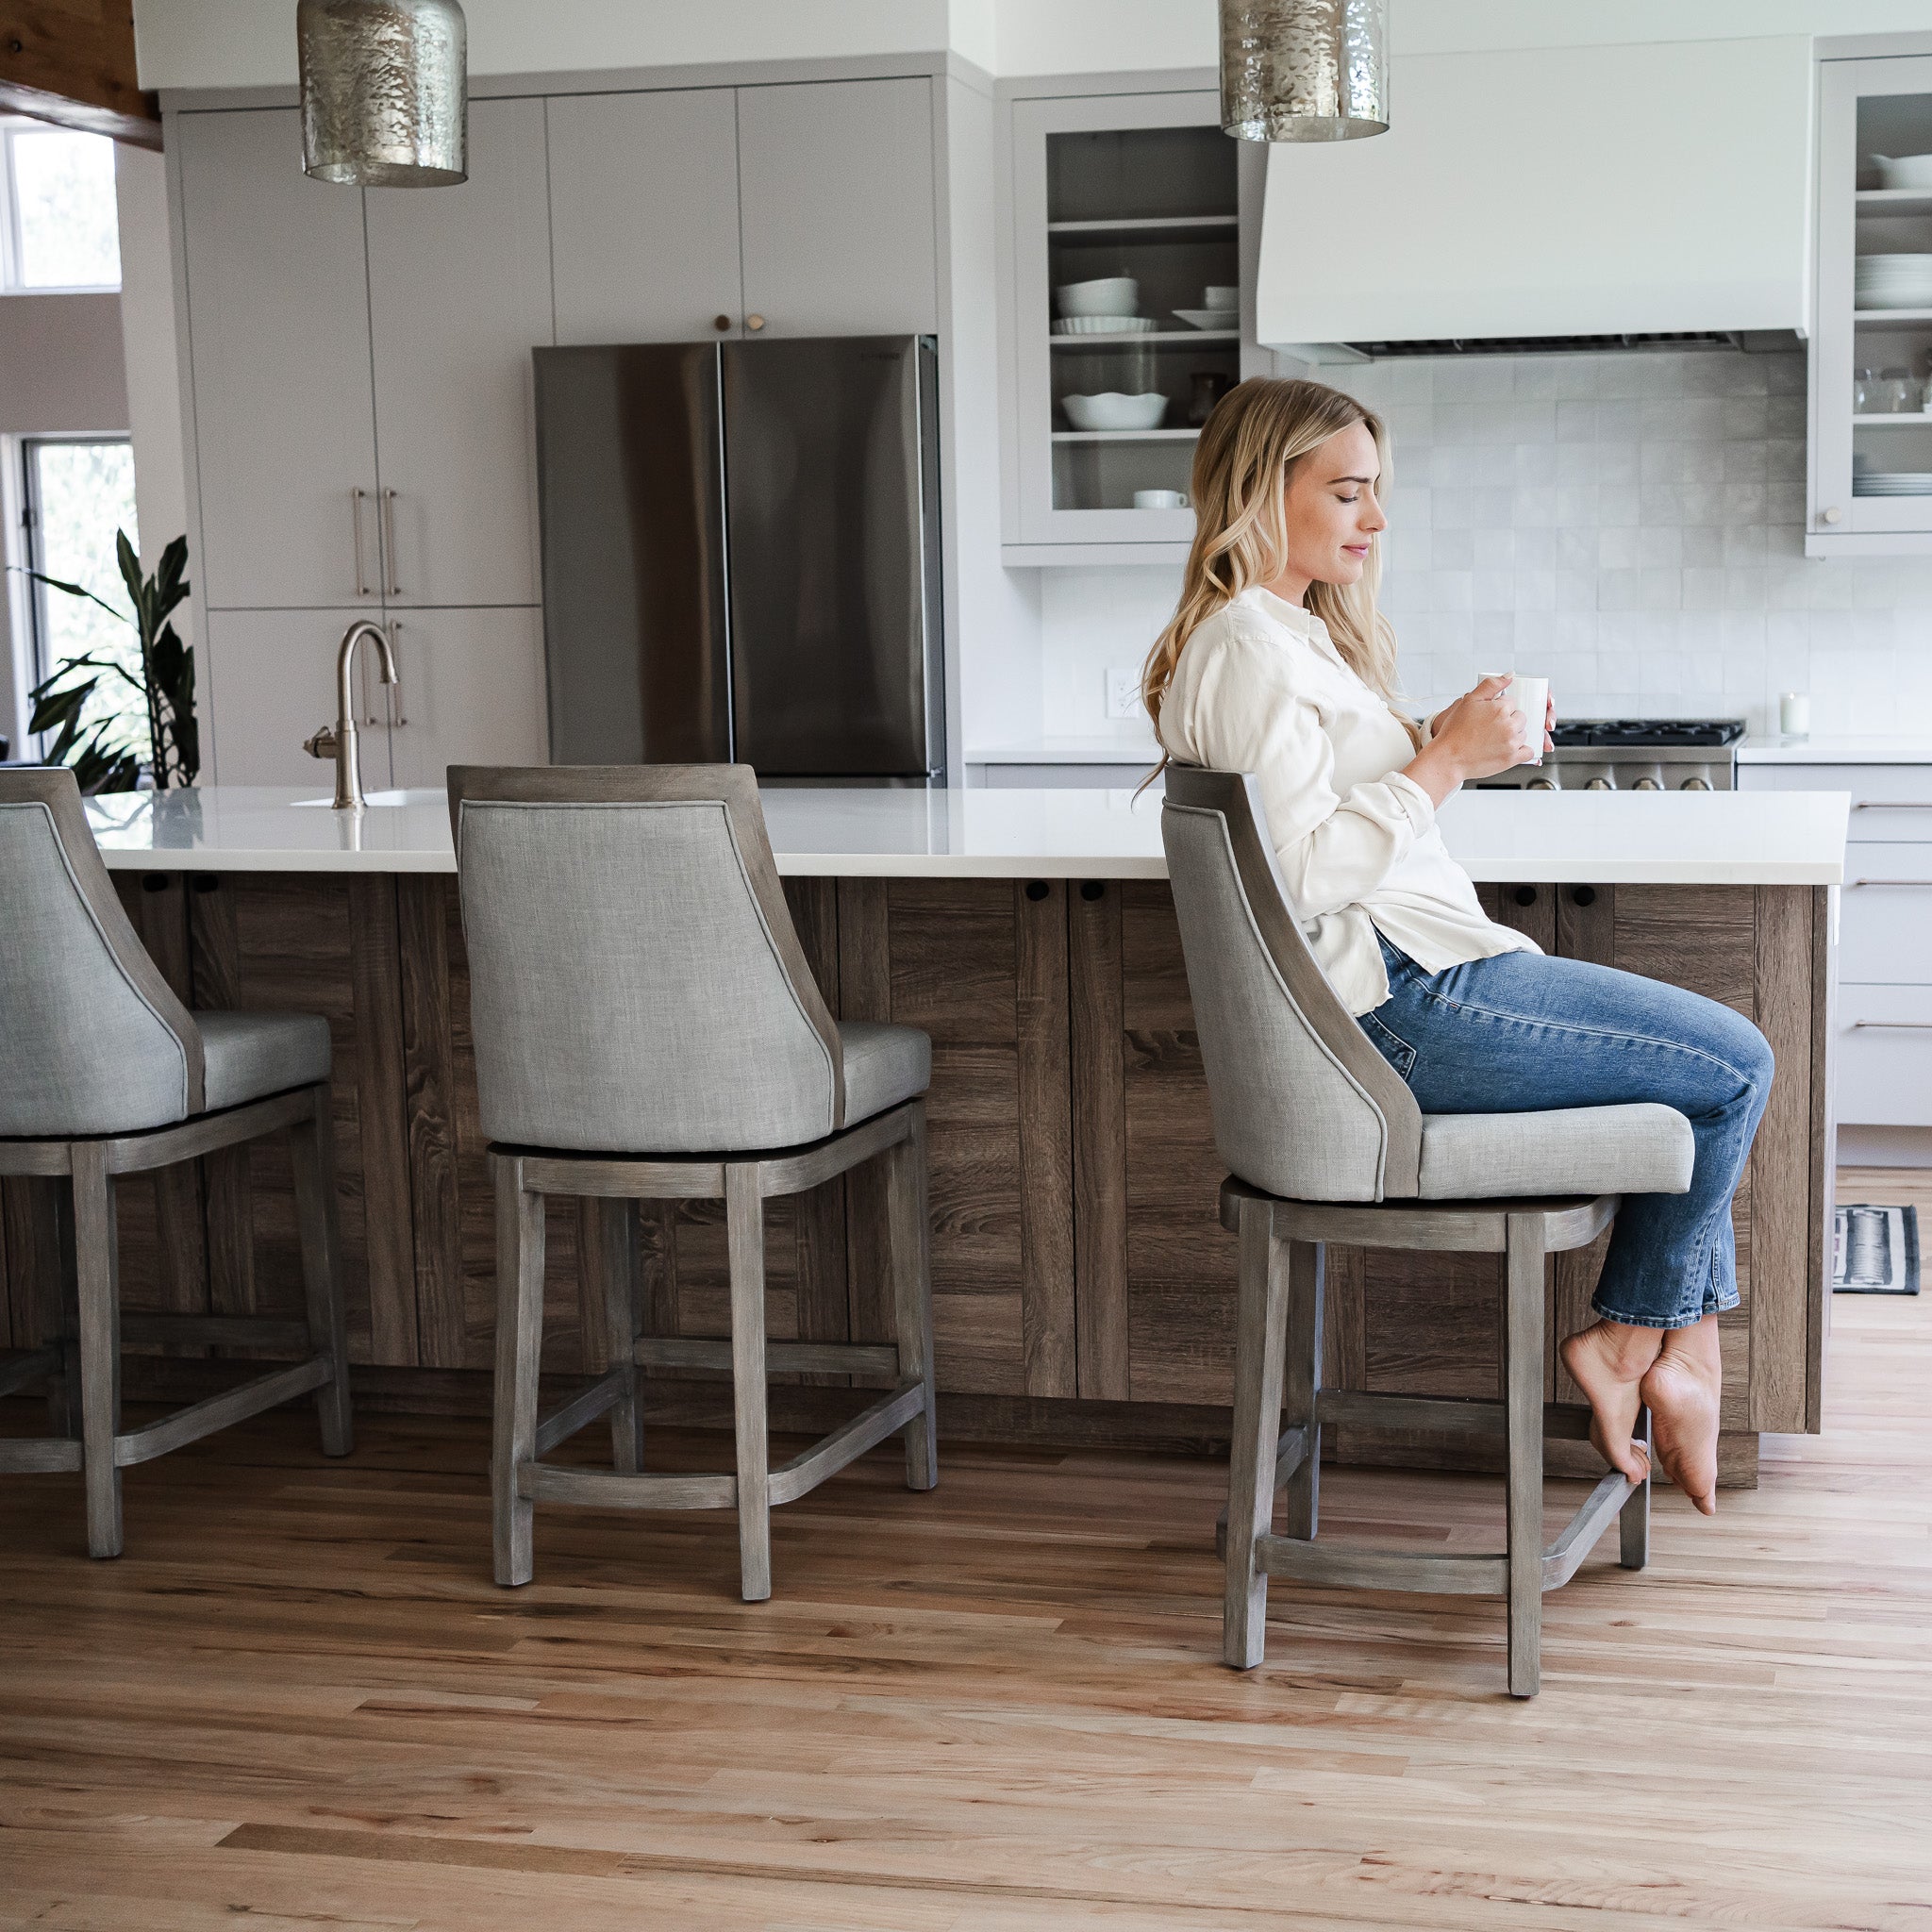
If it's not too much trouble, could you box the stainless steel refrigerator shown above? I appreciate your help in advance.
[533,335,944,783]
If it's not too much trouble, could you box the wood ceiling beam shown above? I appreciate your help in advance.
[0,1,159,149]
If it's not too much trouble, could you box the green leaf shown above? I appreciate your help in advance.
[29,681,92,736]
[8,565,129,627]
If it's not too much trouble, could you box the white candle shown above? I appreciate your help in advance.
[1779,692,1810,739]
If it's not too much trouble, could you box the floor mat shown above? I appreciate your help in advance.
[1833,1203,1921,1294]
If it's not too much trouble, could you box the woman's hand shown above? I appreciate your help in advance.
[1404,675,1543,807]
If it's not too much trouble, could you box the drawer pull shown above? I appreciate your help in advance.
[1852,1020,1932,1030]
[1854,801,1932,809]
[1852,878,1932,887]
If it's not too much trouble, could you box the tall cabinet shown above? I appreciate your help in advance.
[175,98,552,788]
[1812,46,1932,557]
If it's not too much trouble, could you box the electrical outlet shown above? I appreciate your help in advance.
[1105,667,1142,721]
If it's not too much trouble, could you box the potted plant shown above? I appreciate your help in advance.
[20,532,197,793]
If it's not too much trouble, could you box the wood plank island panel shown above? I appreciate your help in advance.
[9,871,1826,1482]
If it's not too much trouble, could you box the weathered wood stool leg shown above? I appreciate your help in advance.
[72,1143,123,1560]
[595,1197,645,1474]
[44,1176,81,1441]
[290,1087,354,1457]
[1283,1240,1324,1541]
[491,1154,546,1588]
[1224,1199,1290,1670]
[1505,1214,1547,1699]
[725,1162,772,1604]
[1621,1404,1652,1570]
[887,1102,938,1492]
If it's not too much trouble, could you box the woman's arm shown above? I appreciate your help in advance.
[1186,635,1444,922]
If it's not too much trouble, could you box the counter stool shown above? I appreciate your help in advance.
[1160,766,1695,1696]
[448,765,937,1602]
[0,769,353,1557]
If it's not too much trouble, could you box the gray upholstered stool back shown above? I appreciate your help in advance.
[1160,764,1423,1203]
[0,769,207,1137]
[449,765,849,1154]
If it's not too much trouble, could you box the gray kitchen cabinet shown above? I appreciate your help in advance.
[365,97,554,608]
[202,608,391,789]
[548,87,745,344]
[737,77,938,336]
[176,109,382,611]
[384,607,548,787]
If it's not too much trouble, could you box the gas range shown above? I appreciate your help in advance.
[1476,718,1744,792]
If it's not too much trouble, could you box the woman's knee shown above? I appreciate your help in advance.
[1690,994,1774,1105]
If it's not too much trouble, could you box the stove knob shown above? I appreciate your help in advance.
[1527,778,1557,791]
[1586,777,1613,791]
[1680,776,1712,791]
[1632,776,1662,791]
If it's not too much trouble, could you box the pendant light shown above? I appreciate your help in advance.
[1220,0,1389,142]
[298,0,468,187]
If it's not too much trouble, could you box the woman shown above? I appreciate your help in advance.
[1142,378,1772,1515]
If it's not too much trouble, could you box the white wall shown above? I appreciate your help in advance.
[114,143,189,580]
[129,0,1932,90]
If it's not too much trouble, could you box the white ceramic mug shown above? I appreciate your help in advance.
[1133,489,1189,509]
[1203,285,1239,311]
[1479,670,1550,767]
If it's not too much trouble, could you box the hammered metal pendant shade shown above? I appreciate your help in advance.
[298,0,468,187]
[1221,0,1389,142]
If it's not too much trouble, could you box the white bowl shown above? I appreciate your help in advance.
[1203,285,1240,311]
[1062,391,1168,431]
[1057,276,1139,318]
[1053,314,1154,335]
[1875,154,1932,190]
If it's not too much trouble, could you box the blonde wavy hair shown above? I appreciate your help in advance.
[1141,377,1413,772]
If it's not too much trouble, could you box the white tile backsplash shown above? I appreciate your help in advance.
[1034,345,1932,741]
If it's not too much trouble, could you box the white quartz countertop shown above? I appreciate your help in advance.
[84,784,1850,886]
[1740,735,1932,764]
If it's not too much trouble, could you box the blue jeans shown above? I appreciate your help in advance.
[1357,933,1774,1330]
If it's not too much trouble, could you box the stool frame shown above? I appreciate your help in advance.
[1219,1179,1650,1699]
[0,1080,355,1557]
[491,1096,938,1601]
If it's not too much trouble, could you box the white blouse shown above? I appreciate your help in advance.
[1156,586,1539,1015]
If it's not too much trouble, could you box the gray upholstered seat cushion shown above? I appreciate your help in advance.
[1417,1102,1693,1201]
[194,1010,332,1113]
[839,1022,931,1127]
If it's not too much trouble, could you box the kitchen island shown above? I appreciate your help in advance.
[4,784,1848,1487]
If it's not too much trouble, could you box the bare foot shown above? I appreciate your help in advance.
[1641,1317,1722,1515]
[1558,1320,1660,1485]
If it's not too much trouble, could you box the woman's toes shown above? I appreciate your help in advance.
[1559,1323,1656,1483]
[1641,1350,1721,1514]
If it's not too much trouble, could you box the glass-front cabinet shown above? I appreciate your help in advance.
[1006,89,1254,558]
[1813,53,1932,556]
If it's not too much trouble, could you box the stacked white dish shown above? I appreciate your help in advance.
[1854,471,1932,495]
[1856,253,1932,309]
[1057,276,1140,318]
[1054,315,1154,336]
[1174,284,1241,331]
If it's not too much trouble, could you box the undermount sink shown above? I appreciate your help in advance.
[291,790,419,808]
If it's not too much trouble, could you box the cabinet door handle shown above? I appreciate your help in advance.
[381,488,401,597]
[745,312,766,332]
[351,488,371,597]
[1852,1020,1932,1029]
[1852,878,1932,887]
[1854,800,1932,809]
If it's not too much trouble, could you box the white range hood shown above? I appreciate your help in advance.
[1256,34,1814,354]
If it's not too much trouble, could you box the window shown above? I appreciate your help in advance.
[21,438,143,763]
[2,121,121,291]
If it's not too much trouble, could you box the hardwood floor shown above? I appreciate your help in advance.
[1,1172,1927,1930]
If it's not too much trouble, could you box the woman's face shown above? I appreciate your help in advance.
[1281,422,1387,588]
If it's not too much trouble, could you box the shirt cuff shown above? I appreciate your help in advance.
[1384,768,1438,833]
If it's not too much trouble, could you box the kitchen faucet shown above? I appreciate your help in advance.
[305,620,399,810]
